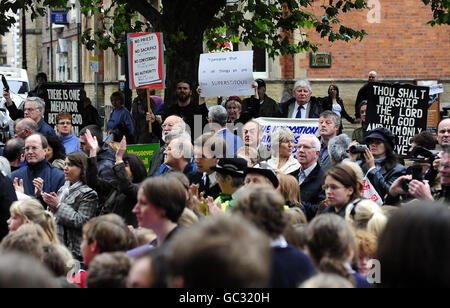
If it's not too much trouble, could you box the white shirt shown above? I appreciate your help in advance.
[291,102,309,119]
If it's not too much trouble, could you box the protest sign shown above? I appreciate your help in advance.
[42,83,84,136]
[254,117,319,157]
[365,82,429,157]
[361,176,383,206]
[128,33,165,89]
[416,79,442,129]
[126,143,160,172]
[198,51,254,97]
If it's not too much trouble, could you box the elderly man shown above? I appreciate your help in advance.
[318,111,340,172]
[354,71,378,120]
[23,97,56,136]
[289,134,326,221]
[278,79,323,119]
[147,115,187,177]
[208,105,244,157]
[162,136,197,177]
[11,134,65,198]
[14,118,38,140]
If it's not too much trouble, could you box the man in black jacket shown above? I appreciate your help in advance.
[290,134,326,221]
[278,79,323,119]
[240,79,279,123]
[0,170,17,241]
[354,71,377,120]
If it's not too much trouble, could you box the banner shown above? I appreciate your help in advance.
[128,33,165,89]
[361,176,383,206]
[126,143,160,172]
[254,117,319,157]
[198,51,254,97]
[42,83,85,136]
[365,82,429,157]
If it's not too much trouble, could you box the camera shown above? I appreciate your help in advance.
[349,144,368,154]
[401,164,424,192]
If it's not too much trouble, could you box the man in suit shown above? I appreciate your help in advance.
[290,134,326,221]
[190,133,227,199]
[278,79,323,119]
[318,110,340,172]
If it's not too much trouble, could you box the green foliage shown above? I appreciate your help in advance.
[422,0,450,25]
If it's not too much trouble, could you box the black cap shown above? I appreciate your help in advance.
[210,158,247,177]
[244,162,279,188]
[364,127,395,149]
[255,79,266,89]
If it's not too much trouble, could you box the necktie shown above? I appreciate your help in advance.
[298,169,306,185]
[296,105,304,118]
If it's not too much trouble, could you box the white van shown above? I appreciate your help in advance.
[0,67,30,110]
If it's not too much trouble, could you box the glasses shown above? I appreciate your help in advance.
[322,184,346,192]
[58,121,72,126]
[24,108,36,112]
[25,146,42,152]
[439,164,450,170]
[297,145,314,150]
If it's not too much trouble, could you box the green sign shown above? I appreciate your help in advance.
[126,143,160,172]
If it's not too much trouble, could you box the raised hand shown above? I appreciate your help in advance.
[116,136,127,163]
[85,128,99,157]
[13,178,24,194]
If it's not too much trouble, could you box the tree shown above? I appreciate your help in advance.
[80,0,369,104]
[0,0,447,104]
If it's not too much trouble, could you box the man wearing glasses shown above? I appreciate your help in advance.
[24,97,56,136]
[11,134,65,198]
[56,112,80,154]
[289,134,326,221]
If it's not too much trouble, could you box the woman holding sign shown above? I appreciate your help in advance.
[350,127,406,203]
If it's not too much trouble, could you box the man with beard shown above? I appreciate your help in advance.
[162,81,209,142]
[147,116,186,177]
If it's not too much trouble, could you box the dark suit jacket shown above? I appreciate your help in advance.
[188,172,221,199]
[240,95,279,123]
[290,163,326,221]
[278,97,323,119]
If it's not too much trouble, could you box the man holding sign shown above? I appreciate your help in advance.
[163,80,209,142]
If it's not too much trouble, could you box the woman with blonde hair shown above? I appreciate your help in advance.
[277,173,304,210]
[7,199,59,244]
[345,199,387,238]
[265,128,300,174]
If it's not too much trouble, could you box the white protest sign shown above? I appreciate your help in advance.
[254,117,319,157]
[430,84,444,96]
[128,33,164,89]
[198,51,254,97]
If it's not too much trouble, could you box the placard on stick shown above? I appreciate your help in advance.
[365,82,429,157]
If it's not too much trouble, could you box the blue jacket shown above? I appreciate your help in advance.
[107,106,135,135]
[154,158,198,177]
[269,245,316,288]
[217,128,244,157]
[62,134,81,154]
[97,144,117,181]
[11,160,65,196]
[38,119,56,136]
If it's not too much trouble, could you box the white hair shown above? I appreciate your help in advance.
[26,97,46,113]
[299,134,320,151]
[293,79,312,93]
[271,127,294,154]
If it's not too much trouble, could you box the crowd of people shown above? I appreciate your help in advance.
[0,70,449,289]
